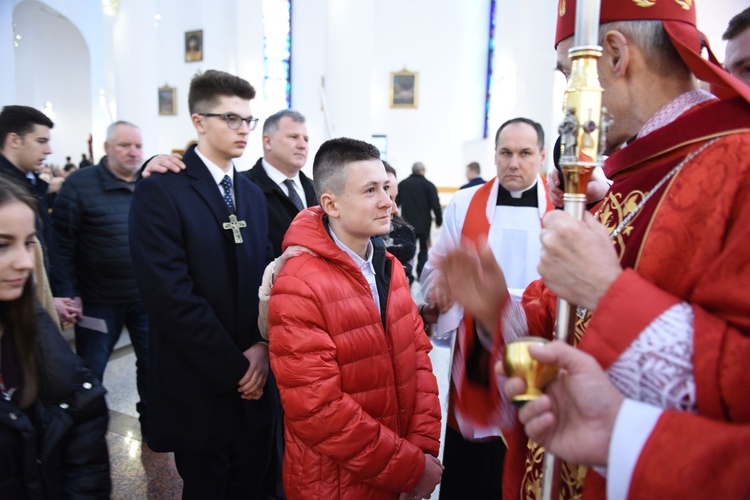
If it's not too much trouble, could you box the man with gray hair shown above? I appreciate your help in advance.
[395,161,442,281]
[53,120,150,435]
[242,109,316,256]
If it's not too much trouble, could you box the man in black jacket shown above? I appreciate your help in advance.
[395,162,442,281]
[52,120,149,435]
[0,105,80,324]
[242,109,316,257]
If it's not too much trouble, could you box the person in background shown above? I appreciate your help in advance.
[395,161,442,281]
[723,7,750,87]
[79,152,93,169]
[0,105,80,325]
[64,155,76,172]
[459,161,485,190]
[53,120,150,438]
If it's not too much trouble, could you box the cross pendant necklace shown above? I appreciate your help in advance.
[222,214,247,244]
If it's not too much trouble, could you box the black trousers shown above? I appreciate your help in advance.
[415,232,430,280]
[174,416,275,500]
[438,426,505,499]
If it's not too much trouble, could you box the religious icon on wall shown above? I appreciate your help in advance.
[158,85,177,115]
[185,30,203,62]
[390,69,418,108]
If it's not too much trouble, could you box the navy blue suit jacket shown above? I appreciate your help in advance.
[129,146,277,452]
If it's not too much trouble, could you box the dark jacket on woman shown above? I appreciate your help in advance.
[0,305,111,498]
[52,158,141,302]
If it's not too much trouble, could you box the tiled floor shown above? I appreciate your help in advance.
[101,280,451,499]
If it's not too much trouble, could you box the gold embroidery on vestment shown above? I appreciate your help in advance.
[598,190,646,259]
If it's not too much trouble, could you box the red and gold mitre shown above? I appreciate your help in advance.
[554,0,750,103]
[555,0,696,47]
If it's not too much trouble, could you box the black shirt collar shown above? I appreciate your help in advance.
[496,181,539,207]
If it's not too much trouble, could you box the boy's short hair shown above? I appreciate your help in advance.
[0,105,54,149]
[313,138,381,202]
[188,70,256,114]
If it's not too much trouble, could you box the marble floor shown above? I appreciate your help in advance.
[98,280,451,499]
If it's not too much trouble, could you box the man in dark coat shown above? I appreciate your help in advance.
[0,105,80,324]
[395,161,442,280]
[242,109,316,257]
[459,161,486,189]
[139,110,313,500]
[53,120,150,436]
[130,70,278,499]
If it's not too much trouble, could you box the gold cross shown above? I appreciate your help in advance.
[222,214,247,244]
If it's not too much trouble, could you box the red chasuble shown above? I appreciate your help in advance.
[454,97,750,499]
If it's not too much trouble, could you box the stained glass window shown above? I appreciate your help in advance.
[484,0,497,138]
[262,0,292,110]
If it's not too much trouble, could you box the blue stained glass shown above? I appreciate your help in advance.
[484,0,497,138]
[263,0,292,109]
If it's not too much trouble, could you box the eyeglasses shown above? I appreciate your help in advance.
[199,113,259,131]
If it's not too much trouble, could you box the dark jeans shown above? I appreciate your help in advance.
[74,300,149,427]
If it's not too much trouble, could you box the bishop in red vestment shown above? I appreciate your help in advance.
[441,1,750,498]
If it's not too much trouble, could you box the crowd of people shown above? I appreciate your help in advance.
[0,1,748,499]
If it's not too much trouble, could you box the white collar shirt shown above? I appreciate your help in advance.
[196,147,235,209]
[262,158,307,207]
[329,229,380,316]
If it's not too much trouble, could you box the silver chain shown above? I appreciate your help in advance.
[608,138,718,241]
[577,138,720,321]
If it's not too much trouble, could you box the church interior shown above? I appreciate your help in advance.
[1,0,747,498]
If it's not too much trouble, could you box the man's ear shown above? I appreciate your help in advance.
[601,30,630,77]
[262,134,272,151]
[191,114,206,134]
[5,132,21,151]
[320,192,339,219]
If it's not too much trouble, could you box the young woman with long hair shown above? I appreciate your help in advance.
[0,176,110,498]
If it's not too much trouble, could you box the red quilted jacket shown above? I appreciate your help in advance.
[269,207,441,500]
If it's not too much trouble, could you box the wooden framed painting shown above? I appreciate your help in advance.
[158,85,177,115]
[185,30,203,62]
[390,69,418,108]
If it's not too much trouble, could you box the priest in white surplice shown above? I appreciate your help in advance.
[420,117,553,500]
